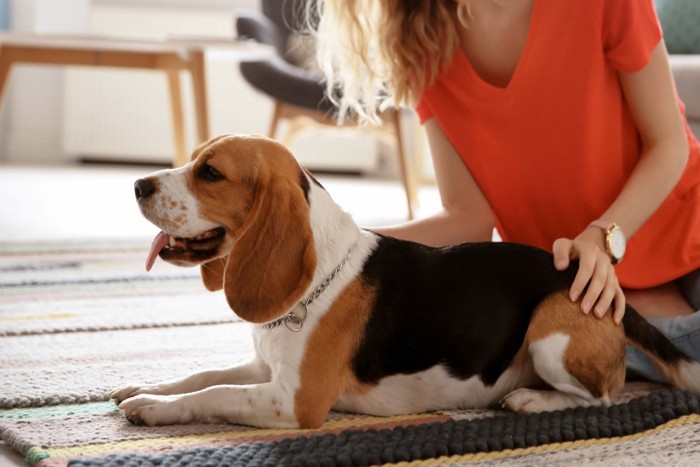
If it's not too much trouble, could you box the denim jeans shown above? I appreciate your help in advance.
[0,0,8,31]
[625,268,700,383]
[626,312,700,382]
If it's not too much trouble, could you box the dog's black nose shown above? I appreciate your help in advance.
[134,178,155,200]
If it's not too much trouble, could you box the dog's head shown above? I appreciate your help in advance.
[134,134,317,324]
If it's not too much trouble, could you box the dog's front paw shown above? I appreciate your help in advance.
[118,394,192,426]
[110,382,174,405]
[110,385,146,405]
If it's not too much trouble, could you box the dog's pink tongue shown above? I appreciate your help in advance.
[145,231,169,272]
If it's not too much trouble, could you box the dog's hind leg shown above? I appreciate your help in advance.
[502,332,612,412]
[502,291,626,413]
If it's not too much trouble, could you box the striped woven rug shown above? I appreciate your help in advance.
[2,240,700,466]
[0,239,236,336]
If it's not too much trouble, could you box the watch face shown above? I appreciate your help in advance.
[610,228,626,259]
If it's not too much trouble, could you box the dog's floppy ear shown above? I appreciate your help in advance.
[200,257,226,291]
[222,171,317,323]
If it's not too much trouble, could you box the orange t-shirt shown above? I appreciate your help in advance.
[416,0,700,289]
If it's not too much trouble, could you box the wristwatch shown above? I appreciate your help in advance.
[588,220,626,265]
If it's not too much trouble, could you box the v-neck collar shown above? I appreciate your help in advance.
[455,0,540,98]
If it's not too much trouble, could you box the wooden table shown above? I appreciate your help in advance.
[0,33,270,166]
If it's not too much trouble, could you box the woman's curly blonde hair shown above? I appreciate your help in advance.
[312,0,461,123]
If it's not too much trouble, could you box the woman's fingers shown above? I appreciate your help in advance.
[552,236,625,325]
[612,286,626,325]
[571,245,599,309]
[591,264,618,318]
[552,238,572,271]
[580,249,616,315]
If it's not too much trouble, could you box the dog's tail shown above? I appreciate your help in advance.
[623,305,700,391]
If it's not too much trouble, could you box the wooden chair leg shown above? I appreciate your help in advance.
[390,110,419,220]
[268,101,283,139]
[273,103,308,148]
[166,70,188,167]
[282,117,308,148]
[189,51,209,145]
[0,54,12,111]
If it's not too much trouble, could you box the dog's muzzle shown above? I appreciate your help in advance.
[133,178,226,271]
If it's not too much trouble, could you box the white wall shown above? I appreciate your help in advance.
[0,0,259,164]
[93,0,256,9]
[0,0,429,179]
[0,0,90,163]
[63,1,270,164]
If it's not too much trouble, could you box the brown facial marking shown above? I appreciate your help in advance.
[529,291,626,398]
[294,278,377,429]
[188,135,263,240]
[189,135,230,163]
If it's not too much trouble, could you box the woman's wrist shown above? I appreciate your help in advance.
[576,227,608,259]
[583,221,628,265]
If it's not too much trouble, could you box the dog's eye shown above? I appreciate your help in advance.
[198,163,224,182]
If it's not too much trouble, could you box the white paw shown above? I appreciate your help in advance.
[110,385,143,404]
[109,384,164,405]
[500,388,551,413]
[118,394,191,426]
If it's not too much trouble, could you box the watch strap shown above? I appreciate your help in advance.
[588,220,615,232]
[587,219,624,264]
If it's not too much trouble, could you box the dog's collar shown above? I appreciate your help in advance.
[261,243,355,332]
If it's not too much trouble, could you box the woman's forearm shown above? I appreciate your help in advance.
[598,139,688,240]
[370,208,494,247]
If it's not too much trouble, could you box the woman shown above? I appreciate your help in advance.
[313,0,700,381]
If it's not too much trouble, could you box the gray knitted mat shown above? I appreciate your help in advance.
[65,389,700,467]
[2,387,698,467]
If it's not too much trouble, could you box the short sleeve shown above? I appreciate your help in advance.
[602,0,662,72]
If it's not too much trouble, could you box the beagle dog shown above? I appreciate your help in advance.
[112,134,700,429]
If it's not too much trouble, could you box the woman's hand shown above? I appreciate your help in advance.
[552,230,625,325]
